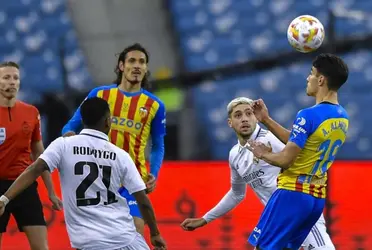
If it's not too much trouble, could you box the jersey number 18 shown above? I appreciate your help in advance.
[310,139,343,179]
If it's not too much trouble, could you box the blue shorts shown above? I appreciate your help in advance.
[119,187,142,219]
[248,189,325,250]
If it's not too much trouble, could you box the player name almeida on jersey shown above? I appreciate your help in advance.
[278,104,349,199]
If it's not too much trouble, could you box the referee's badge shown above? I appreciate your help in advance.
[0,128,6,145]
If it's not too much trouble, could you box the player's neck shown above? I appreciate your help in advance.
[238,136,250,146]
[118,80,141,93]
[315,90,338,105]
[0,96,16,107]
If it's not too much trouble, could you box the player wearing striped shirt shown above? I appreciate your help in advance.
[62,43,166,235]
[247,54,349,249]
[181,97,335,250]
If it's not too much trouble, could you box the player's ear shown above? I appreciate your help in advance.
[318,75,325,86]
[105,115,112,131]
[119,61,125,72]
[227,118,233,128]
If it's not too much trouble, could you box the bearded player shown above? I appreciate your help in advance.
[181,97,335,250]
[62,43,166,235]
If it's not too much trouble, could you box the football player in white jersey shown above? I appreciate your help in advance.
[181,97,334,250]
[0,97,167,250]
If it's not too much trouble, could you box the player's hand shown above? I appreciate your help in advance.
[63,131,76,137]
[49,194,63,211]
[246,140,272,159]
[251,99,269,123]
[150,234,167,250]
[0,202,5,216]
[180,218,207,231]
[146,174,156,194]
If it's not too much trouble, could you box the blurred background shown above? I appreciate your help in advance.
[1,0,372,249]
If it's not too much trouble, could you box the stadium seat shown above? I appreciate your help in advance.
[0,0,92,96]
[191,49,372,159]
[169,0,372,71]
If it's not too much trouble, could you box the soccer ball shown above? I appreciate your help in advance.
[287,15,325,53]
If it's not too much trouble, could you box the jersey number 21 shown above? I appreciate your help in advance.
[74,161,118,207]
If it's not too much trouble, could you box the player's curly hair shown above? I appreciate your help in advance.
[114,43,151,89]
[80,97,110,128]
[312,53,349,91]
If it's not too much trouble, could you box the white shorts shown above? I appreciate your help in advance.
[120,234,150,250]
[302,214,335,250]
[78,233,150,250]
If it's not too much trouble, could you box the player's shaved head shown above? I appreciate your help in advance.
[312,53,349,91]
[80,97,111,133]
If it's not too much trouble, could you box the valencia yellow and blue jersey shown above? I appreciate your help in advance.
[277,102,349,198]
[62,85,166,181]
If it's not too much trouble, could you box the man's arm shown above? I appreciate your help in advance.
[31,140,56,197]
[202,182,246,223]
[256,109,313,169]
[132,190,161,236]
[2,159,49,201]
[150,134,165,179]
[120,150,162,236]
[149,102,166,179]
[261,117,291,144]
[260,142,302,169]
[252,99,291,144]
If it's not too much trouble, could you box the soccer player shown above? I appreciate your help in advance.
[245,53,349,249]
[0,61,61,250]
[180,97,335,250]
[0,97,167,250]
[61,43,166,235]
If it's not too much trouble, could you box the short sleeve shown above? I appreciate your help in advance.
[39,137,65,172]
[288,109,313,149]
[32,108,42,142]
[150,102,166,137]
[120,152,146,194]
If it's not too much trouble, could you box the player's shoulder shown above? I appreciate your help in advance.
[256,129,274,144]
[255,128,269,141]
[88,84,117,96]
[229,143,240,162]
[109,142,132,161]
[298,103,349,125]
[142,90,165,108]
[48,136,66,150]
[16,100,38,112]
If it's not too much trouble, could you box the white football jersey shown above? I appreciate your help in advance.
[228,125,325,223]
[39,129,146,250]
[229,126,283,205]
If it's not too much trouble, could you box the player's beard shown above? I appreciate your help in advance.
[125,74,142,85]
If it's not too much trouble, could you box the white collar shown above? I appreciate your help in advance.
[238,125,262,153]
[79,129,109,141]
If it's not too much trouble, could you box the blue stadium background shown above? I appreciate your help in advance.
[1,0,371,160]
[1,0,372,249]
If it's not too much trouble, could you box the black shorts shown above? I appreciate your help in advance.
[0,180,46,232]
